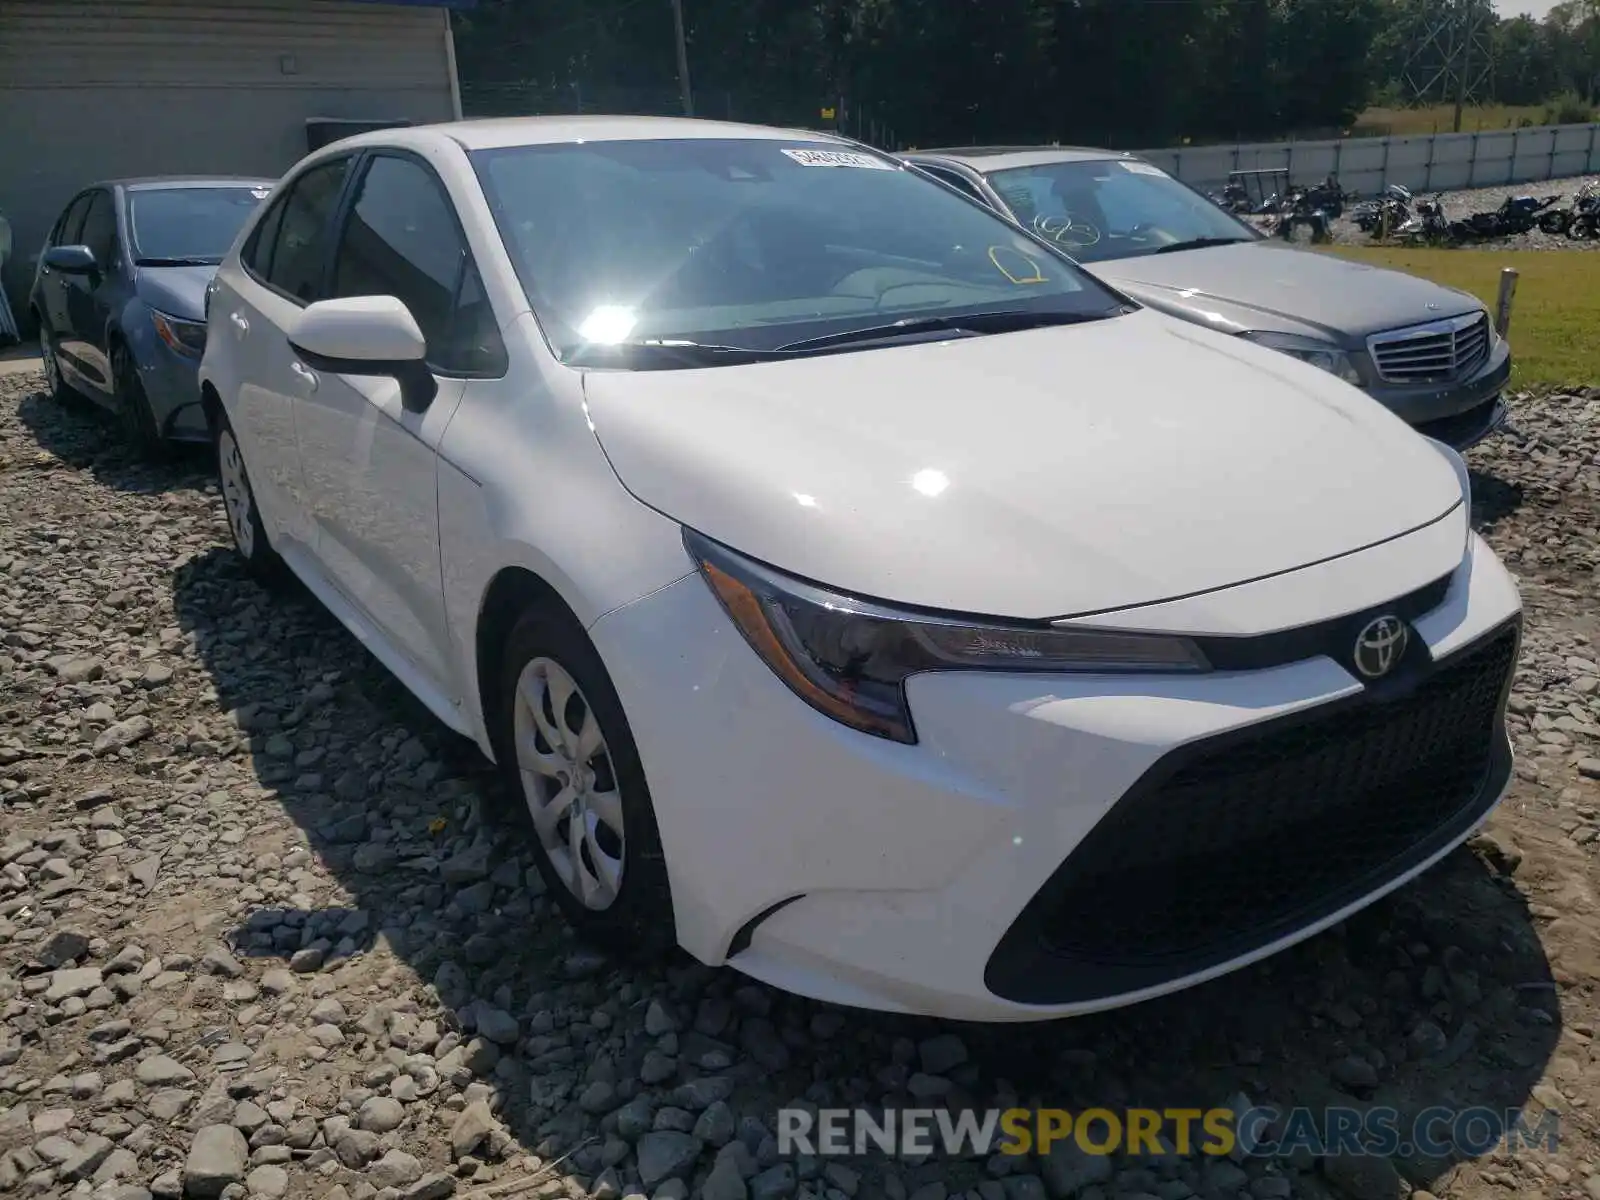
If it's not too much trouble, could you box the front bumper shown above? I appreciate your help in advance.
[127,317,208,442]
[1364,336,1512,451]
[590,532,1522,1021]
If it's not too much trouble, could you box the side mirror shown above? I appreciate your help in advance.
[44,244,97,274]
[286,295,437,413]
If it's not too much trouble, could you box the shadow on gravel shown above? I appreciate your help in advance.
[14,382,212,495]
[1469,467,1526,530]
[170,533,1562,1196]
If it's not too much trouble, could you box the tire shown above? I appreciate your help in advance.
[213,406,285,583]
[490,605,676,959]
[36,318,74,403]
[112,342,168,460]
[1538,210,1571,236]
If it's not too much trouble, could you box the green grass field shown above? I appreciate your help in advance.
[1350,104,1558,137]
[1321,246,1600,389]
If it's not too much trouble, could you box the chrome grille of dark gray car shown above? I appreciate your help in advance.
[1368,313,1490,385]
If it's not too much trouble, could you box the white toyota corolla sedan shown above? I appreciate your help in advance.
[198,115,1522,1021]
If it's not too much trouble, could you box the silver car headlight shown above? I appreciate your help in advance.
[685,529,1210,745]
[1239,330,1363,386]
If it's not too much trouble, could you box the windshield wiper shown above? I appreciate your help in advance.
[135,256,222,267]
[1150,237,1254,255]
[776,309,1111,354]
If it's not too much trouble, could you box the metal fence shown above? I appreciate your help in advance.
[1134,122,1600,197]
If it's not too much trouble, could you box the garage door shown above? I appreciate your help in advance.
[0,0,460,325]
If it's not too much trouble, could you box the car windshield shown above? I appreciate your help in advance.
[985,160,1259,264]
[128,186,270,264]
[471,138,1129,364]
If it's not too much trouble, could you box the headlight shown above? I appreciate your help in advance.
[685,529,1210,744]
[151,309,207,358]
[1239,330,1362,385]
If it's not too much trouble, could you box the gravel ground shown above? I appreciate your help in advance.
[1268,174,1600,251]
[2,370,1600,1200]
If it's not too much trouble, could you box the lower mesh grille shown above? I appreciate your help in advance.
[992,623,1518,996]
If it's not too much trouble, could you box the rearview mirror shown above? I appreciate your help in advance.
[286,295,437,413]
[44,245,97,274]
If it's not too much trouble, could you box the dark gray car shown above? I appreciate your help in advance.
[902,147,1510,451]
[28,176,275,456]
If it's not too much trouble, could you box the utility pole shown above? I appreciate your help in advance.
[670,0,694,117]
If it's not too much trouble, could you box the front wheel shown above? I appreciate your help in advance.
[214,407,285,583]
[491,606,676,959]
[113,343,167,460]
[37,321,73,403]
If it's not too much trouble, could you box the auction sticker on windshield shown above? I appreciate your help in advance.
[782,148,893,169]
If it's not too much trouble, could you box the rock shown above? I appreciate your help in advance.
[400,1174,458,1200]
[918,1034,969,1075]
[186,1125,249,1198]
[371,1150,424,1189]
[637,1131,703,1189]
[46,966,103,1001]
[247,1165,290,1198]
[449,1101,499,1160]
[704,1156,749,1200]
[38,927,92,968]
[137,1055,195,1086]
[1321,1153,1403,1199]
[1038,1142,1114,1198]
[476,1005,520,1045]
[441,843,492,884]
[50,652,105,682]
[93,715,153,754]
[58,1134,114,1182]
[1330,1055,1378,1092]
[201,945,245,978]
[334,1129,382,1168]
[357,1095,406,1133]
[750,1164,797,1200]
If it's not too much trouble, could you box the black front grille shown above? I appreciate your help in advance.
[985,621,1518,1005]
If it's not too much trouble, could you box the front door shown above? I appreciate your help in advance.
[59,188,121,396]
[291,150,492,696]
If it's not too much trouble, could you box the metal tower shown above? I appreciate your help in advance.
[1398,0,1495,123]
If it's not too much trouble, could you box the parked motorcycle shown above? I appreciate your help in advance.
[1451,193,1563,242]
[1353,184,1415,238]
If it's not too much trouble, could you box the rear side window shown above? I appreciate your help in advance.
[328,153,506,376]
[78,191,118,267]
[245,158,350,303]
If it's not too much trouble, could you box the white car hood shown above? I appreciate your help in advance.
[582,309,1463,620]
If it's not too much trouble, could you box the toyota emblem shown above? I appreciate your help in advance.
[1353,616,1409,679]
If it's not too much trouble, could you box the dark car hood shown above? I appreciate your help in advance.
[1086,241,1483,342]
[134,265,217,320]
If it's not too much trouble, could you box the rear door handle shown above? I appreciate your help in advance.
[229,312,249,333]
[290,361,319,392]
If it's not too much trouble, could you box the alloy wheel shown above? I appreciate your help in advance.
[512,656,625,910]
[218,429,256,559]
[39,333,61,396]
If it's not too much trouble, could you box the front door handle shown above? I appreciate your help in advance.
[229,312,249,334]
[290,361,319,392]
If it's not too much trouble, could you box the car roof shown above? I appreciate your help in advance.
[92,176,277,193]
[320,114,862,154]
[904,146,1133,172]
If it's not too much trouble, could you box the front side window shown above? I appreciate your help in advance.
[54,195,92,247]
[78,191,118,267]
[252,158,351,303]
[129,186,268,265]
[472,138,1127,365]
[330,155,463,354]
[987,160,1259,263]
[327,153,506,376]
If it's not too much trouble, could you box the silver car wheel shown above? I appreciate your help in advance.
[218,429,256,560]
[513,656,625,910]
[40,333,61,395]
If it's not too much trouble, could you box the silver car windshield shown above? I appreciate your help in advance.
[471,138,1128,361]
[986,160,1259,264]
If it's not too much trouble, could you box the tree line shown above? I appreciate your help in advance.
[452,0,1600,149]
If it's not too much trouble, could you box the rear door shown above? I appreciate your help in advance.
[217,156,354,553]
[37,193,90,359]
